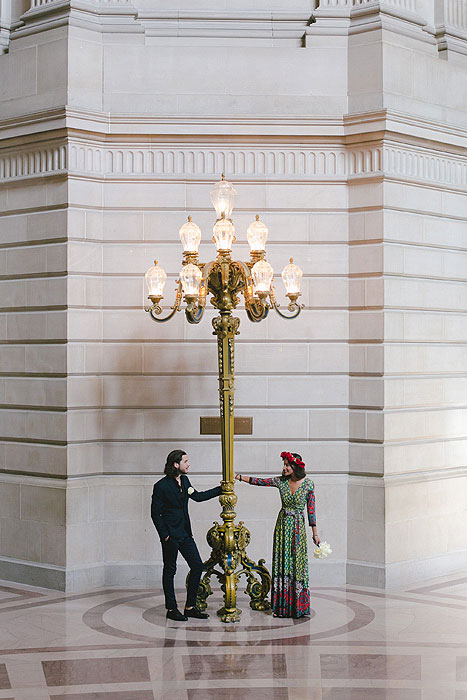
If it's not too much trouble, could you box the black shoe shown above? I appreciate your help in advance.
[184,606,209,619]
[166,608,188,622]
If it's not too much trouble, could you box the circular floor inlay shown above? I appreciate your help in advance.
[82,589,374,645]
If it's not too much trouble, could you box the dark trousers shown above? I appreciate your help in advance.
[162,535,204,610]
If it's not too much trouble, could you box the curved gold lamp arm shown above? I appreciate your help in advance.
[146,281,183,323]
[271,301,303,319]
[246,300,269,323]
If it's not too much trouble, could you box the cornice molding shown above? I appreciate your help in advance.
[1,139,466,191]
[0,107,466,151]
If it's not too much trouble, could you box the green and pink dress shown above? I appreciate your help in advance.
[250,476,316,618]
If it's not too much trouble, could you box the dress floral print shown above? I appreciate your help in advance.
[250,476,316,618]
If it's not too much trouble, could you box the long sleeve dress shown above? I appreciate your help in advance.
[250,476,316,618]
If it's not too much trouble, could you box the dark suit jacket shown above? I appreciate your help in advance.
[151,474,221,542]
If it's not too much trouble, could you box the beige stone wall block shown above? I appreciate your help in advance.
[424,215,467,249]
[104,484,144,521]
[66,484,90,525]
[349,410,383,442]
[25,411,66,442]
[444,439,467,468]
[348,520,385,563]
[40,523,66,567]
[26,277,67,308]
[4,376,66,408]
[0,518,41,562]
[101,276,141,309]
[349,443,384,474]
[268,309,348,341]
[67,309,102,341]
[25,345,67,374]
[308,344,348,373]
[384,277,467,312]
[103,521,153,562]
[0,480,20,518]
[4,442,67,476]
[0,345,26,373]
[142,341,216,374]
[67,443,103,476]
[0,279,27,308]
[444,314,467,343]
[386,480,429,524]
[308,409,348,439]
[426,476,467,518]
[350,311,384,341]
[103,308,187,341]
[68,178,103,208]
[384,441,446,475]
[385,408,467,442]
[5,311,66,342]
[0,45,36,101]
[349,210,383,242]
[349,345,384,374]
[268,375,347,407]
[350,377,384,408]
[67,376,103,408]
[348,482,363,521]
[67,522,103,566]
[67,410,102,442]
[349,243,383,275]
[68,241,102,274]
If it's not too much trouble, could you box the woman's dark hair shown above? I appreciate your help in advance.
[283,452,306,480]
[164,449,186,478]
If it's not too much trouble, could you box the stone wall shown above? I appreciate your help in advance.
[0,0,466,591]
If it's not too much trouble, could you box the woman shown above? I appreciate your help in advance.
[235,452,319,618]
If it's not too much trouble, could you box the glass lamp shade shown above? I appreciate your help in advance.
[212,217,236,251]
[179,216,201,253]
[247,215,268,252]
[281,258,303,294]
[210,176,237,219]
[145,260,167,297]
[251,259,274,294]
[180,263,202,297]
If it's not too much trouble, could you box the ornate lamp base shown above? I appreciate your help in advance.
[194,481,271,623]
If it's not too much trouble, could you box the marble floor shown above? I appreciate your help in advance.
[0,574,466,700]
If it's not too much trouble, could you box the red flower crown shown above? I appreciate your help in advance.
[280,451,305,469]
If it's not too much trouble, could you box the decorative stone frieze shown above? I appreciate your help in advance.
[2,140,466,191]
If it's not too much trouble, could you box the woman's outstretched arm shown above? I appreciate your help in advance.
[234,474,279,487]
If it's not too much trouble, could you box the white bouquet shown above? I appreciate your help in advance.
[187,487,195,495]
[313,541,332,559]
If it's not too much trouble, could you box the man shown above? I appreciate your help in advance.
[151,449,221,621]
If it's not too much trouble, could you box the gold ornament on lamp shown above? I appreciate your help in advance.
[144,176,303,623]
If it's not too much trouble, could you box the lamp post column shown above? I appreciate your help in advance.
[212,311,241,622]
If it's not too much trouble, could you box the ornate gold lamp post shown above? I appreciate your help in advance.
[145,176,303,623]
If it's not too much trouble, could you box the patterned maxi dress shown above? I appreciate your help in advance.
[250,476,316,618]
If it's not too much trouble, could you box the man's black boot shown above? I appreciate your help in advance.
[166,608,188,621]
[184,606,209,619]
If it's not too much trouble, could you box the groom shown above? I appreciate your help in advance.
[151,449,221,621]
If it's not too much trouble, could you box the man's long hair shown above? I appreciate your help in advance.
[164,449,186,478]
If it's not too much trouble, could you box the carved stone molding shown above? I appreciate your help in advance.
[434,0,467,56]
[1,139,466,190]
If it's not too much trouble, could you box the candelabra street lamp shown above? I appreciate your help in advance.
[145,176,303,623]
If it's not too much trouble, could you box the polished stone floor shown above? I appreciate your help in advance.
[0,573,466,699]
